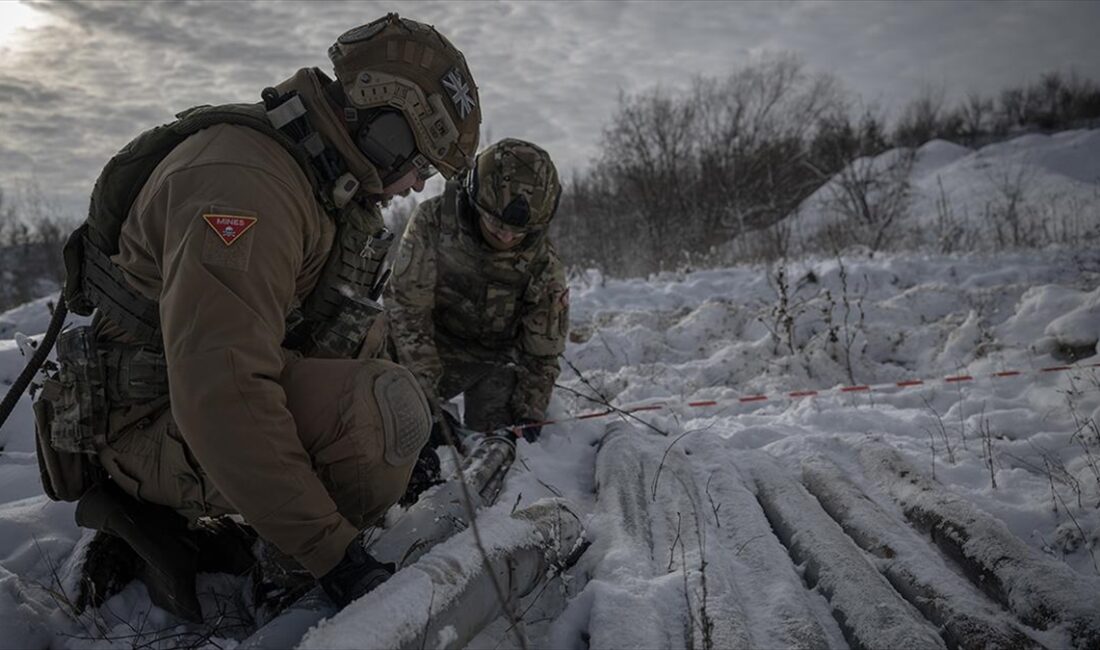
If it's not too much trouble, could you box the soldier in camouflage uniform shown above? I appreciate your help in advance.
[389,139,569,443]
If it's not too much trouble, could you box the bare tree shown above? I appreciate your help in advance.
[958,92,994,144]
[553,53,844,275]
[893,84,962,147]
[818,146,916,254]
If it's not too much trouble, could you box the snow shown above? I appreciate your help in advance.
[788,130,1100,253]
[0,130,1098,648]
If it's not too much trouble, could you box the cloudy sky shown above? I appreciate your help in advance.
[1,0,1098,217]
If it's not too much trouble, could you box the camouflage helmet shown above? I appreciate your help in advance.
[468,138,561,231]
[328,14,481,179]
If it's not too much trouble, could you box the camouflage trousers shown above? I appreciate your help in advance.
[436,339,517,433]
[95,357,427,573]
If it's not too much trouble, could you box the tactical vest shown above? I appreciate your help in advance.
[64,100,393,360]
[433,181,548,346]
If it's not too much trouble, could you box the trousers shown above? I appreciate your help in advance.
[95,357,429,572]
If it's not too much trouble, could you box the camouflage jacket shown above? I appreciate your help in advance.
[389,189,568,421]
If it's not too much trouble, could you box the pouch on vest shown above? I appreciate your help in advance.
[299,294,384,359]
[32,326,108,501]
[43,325,109,454]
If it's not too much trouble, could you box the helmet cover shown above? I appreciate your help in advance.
[329,14,481,179]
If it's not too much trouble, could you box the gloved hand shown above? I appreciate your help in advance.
[514,418,543,443]
[427,404,461,448]
[400,445,442,506]
[319,535,395,608]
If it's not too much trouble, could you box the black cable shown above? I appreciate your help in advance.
[0,300,67,430]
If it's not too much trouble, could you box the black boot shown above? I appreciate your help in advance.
[75,482,204,622]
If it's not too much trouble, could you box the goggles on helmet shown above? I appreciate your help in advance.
[356,109,438,187]
[473,200,543,241]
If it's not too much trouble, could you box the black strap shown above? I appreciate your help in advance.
[82,238,163,348]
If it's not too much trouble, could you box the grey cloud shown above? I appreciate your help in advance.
[2,0,1099,217]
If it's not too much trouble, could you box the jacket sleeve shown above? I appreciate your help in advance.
[388,201,445,405]
[149,164,357,577]
[510,251,569,421]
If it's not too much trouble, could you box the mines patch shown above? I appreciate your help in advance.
[203,214,257,246]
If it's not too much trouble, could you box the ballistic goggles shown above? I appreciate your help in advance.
[473,198,543,240]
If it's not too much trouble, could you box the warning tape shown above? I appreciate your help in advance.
[505,360,1100,437]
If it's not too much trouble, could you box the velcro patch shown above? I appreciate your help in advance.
[203,214,257,246]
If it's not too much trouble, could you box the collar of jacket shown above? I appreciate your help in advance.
[274,67,384,198]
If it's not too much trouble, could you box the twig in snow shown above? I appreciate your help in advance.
[668,512,684,573]
[671,471,713,650]
[1051,487,1100,576]
[978,403,997,490]
[925,427,937,481]
[537,478,563,498]
[681,534,695,650]
[704,473,722,528]
[555,362,671,438]
[953,369,969,451]
[920,393,955,464]
[734,534,768,557]
[652,430,706,501]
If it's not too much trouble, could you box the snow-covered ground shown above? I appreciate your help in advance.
[787,129,1100,253]
[1,131,1099,649]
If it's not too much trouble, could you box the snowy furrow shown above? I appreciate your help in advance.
[667,433,839,649]
[744,452,947,650]
[633,427,757,650]
[587,423,689,649]
[801,454,1044,650]
[591,422,843,649]
[859,442,1100,649]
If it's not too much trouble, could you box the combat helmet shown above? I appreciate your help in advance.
[328,14,481,183]
[467,138,561,243]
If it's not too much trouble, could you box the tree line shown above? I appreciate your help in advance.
[549,60,1100,276]
[0,185,70,312]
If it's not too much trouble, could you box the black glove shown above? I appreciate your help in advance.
[319,535,395,608]
[427,406,461,448]
[400,445,442,506]
[515,418,543,443]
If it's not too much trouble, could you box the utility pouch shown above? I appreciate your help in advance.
[32,395,102,501]
[32,326,108,502]
[302,294,384,359]
[47,326,109,454]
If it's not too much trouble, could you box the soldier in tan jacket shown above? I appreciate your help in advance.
[389,139,569,452]
[39,14,482,620]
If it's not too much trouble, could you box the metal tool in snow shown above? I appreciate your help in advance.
[241,431,521,649]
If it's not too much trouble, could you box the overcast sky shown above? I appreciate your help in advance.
[1,0,1098,217]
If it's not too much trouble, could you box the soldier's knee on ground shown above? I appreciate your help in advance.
[284,358,431,528]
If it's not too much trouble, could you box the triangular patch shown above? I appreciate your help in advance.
[203,214,257,246]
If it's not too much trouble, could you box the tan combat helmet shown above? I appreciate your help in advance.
[469,138,562,234]
[329,14,481,179]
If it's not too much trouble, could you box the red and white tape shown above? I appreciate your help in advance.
[506,360,1100,436]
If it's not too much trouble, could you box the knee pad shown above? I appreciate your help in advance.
[355,361,431,468]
